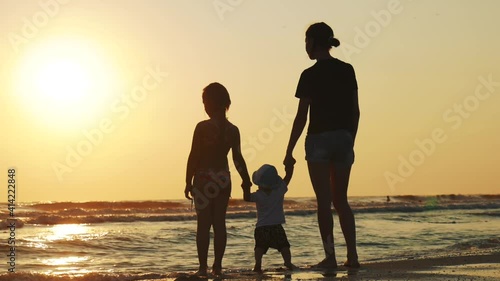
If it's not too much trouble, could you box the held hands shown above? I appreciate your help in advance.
[184,183,193,200]
[242,180,252,202]
[283,154,296,185]
[283,154,296,168]
[241,180,252,192]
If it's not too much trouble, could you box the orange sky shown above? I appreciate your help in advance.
[1,0,499,202]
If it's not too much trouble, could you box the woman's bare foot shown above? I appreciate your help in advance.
[211,264,222,276]
[343,259,360,268]
[195,266,208,276]
[314,255,338,269]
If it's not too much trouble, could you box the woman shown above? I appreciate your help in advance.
[284,22,360,268]
[185,82,252,275]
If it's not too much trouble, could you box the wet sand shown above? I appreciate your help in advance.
[168,252,500,280]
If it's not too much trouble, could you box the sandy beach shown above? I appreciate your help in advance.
[256,252,500,280]
[0,252,497,281]
[167,252,500,280]
[345,253,500,280]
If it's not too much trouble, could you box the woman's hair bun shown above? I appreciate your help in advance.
[306,22,340,49]
[329,37,340,48]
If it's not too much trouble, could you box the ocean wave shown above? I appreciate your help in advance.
[0,272,167,281]
[470,210,500,217]
[352,203,500,215]
[447,238,500,251]
[20,210,320,225]
[7,194,499,226]
[27,201,186,211]
[0,270,295,281]
[18,203,500,226]
[1,218,24,228]
[26,214,197,225]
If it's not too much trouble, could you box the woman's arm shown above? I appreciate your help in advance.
[283,165,294,185]
[351,89,360,144]
[284,98,310,166]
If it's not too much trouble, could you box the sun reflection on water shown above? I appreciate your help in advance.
[43,256,88,266]
[46,224,88,241]
[38,224,99,275]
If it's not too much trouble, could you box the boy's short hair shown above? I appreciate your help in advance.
[252,164,282,189]
[202,83,231,117]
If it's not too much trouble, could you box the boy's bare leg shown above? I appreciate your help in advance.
[280,247,297,270]
[195,209,211,275]
[212,188,230,275]
[253,247,265,272]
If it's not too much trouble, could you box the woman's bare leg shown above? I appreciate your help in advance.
[307,162,337,267]
[330,164,359,266]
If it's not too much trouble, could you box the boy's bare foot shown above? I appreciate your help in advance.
[284,262,298,270]
[343,259,360,268]
[313,255,338,269]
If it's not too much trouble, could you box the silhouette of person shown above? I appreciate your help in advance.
[284,22,360,269]
[185,83,252,276]
[243,164,298,272]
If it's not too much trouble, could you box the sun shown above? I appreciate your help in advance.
[33,59,92,108]
[13,37,120,131]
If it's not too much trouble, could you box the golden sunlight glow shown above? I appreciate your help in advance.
[46,224,88,241]
[13,37,120,130]
[43,256,88,266]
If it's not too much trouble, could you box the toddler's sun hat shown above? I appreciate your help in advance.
[252,164,282,189]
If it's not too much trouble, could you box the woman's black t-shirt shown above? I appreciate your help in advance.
[295,58,358,135]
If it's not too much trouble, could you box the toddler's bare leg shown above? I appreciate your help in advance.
[280,247,297,270]
[253,247,265,272]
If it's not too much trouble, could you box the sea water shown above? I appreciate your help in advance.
[1,195,499,280]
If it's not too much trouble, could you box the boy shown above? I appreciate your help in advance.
[244,164,297,272]
[185,83,252,276]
